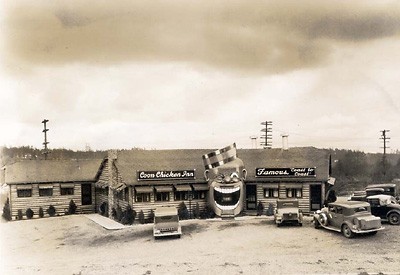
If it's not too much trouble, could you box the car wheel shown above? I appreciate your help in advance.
[342,224,354,238]
[314,218,321,229]
[388,212,400,225]
[298,222,303,227]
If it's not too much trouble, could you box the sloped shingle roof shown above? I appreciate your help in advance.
[114,147,329,185]
[5,159,102,184]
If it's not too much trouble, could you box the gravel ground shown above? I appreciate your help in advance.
[0,215,399,275]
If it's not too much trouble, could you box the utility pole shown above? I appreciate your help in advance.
[260,121,272,149]
[380,130,390,177]
[42,119,50,160]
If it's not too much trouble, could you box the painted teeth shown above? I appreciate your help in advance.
[215,201,240,211]
[214,186,240,194]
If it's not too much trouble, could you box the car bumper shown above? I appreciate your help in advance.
[352,226,385,234]
[153,228,182,237]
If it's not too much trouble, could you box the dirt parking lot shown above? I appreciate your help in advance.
[0,215,399,275]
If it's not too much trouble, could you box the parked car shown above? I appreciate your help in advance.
[366,194,400,225]
[349,183,400,203]
[313,201,384,238]
[274,199,303,226]
[153,206,182,239]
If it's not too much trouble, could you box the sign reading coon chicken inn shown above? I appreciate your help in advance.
[137,170,196,181]
[255,168,316,178]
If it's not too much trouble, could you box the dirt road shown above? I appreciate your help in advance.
[1,215,399,274]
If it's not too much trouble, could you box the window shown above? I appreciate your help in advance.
[61,187,74,195]
[175,191,190,201]
[17,189,32,197]
[287,188,302,198]
[39,188,53,197]
[155,191,170,202]
[135,193,151,203]
[264,188,279,198]
[193,190,206,200]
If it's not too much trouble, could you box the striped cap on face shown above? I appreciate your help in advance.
[202,143,237,170]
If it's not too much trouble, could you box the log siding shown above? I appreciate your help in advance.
[9,182,95,220]
[255,182,315,215]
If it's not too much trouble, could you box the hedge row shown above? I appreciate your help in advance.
[2,199,78,221]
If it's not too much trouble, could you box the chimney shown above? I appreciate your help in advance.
[281,134,289,150]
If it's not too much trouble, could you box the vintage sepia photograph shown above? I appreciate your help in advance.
[1,1,400,274]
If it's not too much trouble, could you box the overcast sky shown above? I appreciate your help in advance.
[1,0,400,153]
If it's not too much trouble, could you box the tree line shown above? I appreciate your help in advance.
[328,148,400,194]
[1,146,399,194]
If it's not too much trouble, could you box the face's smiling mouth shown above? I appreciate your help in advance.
[213,186,241,211]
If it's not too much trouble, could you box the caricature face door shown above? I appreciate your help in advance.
[246,184,257,210]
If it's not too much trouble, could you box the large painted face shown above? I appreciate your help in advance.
[205,158,246,217]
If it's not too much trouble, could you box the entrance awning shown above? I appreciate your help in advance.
[114,183,126,192]
[154,186,173,192]
[135,186,153,193]
[192,184,208,191]
[174,185,192,191]
[95,180,108,188]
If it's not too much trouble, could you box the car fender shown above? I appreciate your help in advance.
[386,209,400,218]
[315,212,328,226]
[341,221,355,232]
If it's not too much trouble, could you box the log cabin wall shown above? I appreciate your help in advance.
[131,187,208,219]
[9,182,95,220]
[255,182,316,215]
[95,187,109,212]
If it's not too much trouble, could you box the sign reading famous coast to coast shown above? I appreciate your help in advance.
[255,167,316,177]
[137,170,196,181]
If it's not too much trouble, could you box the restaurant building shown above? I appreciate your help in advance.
[3,147,330,220]
[95,147,330,219]
[4,159,101,219]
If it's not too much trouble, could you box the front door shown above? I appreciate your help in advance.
[81,184,92,205]
[246,185,257,210]
[310,184,322,211]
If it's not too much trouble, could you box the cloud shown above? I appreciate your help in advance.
[3,0,400,74]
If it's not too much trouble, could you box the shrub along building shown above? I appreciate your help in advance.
[4,159,101,219]
[3,147,330,221]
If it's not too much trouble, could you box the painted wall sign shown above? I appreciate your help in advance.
[255,168,316,177]
[137,170,196,181]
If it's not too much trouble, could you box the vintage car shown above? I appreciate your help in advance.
[350,183,400,202]
[367,194,400,225]
[274,199,303,226]
[313,201,384,238]
[153,206,182,239]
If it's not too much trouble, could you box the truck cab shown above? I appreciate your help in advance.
[153,206,182,239]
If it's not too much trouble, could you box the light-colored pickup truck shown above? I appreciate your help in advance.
[153,206,182,239]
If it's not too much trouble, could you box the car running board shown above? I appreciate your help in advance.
[319,223,341,232]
